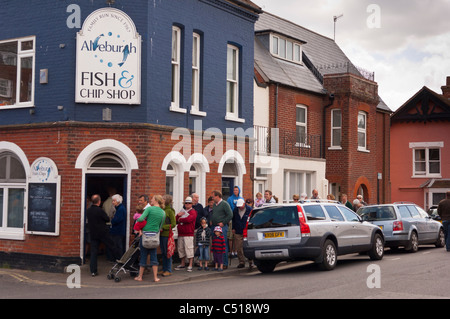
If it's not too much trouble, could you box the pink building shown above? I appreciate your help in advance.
[390,77,450,209]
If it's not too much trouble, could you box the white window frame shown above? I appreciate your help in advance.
[190,33,206,117]
[0,36,36,110]
[329,109,342,150]
[357,111,368,152]
[270,34,302,64]
[284,170,314,203]
[295,104,308,147]
[0,143,30,241]
[410,142,443,178]
[170,26,185,113]
[225,44,244,123]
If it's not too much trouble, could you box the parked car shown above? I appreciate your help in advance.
[243,201,384,273]
[427,205,442,223]
[358,203,445,253]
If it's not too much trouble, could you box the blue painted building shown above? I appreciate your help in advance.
[0,0,260,271]
[1,0,258,130]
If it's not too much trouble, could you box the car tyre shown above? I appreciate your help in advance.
[368,233,384,260]
[405,231,419,253]
[255,260,277,274]
[318,239,337,271]
[435,228,445,248]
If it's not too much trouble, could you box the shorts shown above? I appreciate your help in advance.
[213,252,223,265]
[198,244,210,261]
[177,236,194,259]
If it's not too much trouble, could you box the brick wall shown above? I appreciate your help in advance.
[0,122,252,269]
[323,73,389,204]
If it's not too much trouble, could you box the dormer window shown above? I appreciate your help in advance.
[270,34,302,64]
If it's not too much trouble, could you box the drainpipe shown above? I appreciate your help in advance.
[275,83,279,129]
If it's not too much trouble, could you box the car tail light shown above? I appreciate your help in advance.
[393,221,403,231]
[243,210,252,239]
[297,205,311,237]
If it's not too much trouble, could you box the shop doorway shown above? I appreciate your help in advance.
[75,139,139,264]
[83,174,127,262]
[222,177,235,201]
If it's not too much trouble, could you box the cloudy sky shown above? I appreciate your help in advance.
[252,0,450,111]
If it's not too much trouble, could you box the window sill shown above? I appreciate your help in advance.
[0,230,25,241]
[0,104,35,110]
[357,147,370,153]
[412,174,442,179]
[328,146,342,151]
[225,114,245,123]
[169,104,187,114]
[190,109,207,117]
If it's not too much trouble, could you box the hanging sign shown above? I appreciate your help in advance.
[76,8,141,104]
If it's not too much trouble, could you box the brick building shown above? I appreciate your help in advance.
[0,0,260,271]
[253,12,392,204]
[390,77,450,209]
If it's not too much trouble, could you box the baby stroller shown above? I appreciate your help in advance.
[107,235,141,282]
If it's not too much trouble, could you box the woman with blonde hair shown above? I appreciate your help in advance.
[135,195,166,282]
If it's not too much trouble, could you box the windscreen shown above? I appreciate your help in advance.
[247,206,300,229]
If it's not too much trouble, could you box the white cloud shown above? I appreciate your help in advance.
[253,0,450,110]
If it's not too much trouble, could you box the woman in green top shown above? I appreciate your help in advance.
[135,195,165,283]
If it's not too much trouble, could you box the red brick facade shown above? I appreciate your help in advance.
[0,122,252,270]
[323,73,390,204]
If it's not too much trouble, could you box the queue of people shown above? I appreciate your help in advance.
[86,187,369,282]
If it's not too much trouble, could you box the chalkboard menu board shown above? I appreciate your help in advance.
[27,183,57,234]
[26,157,61,236]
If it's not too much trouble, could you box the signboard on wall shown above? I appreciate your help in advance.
[26,158,61,236]
[76,8,141,105]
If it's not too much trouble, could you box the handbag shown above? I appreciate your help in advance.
[167,227,175,258]
[142,231,160,249]
[141,209,166,249]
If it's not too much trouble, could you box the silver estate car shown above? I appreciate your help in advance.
[358,203,445,252]
[243,201,384,273]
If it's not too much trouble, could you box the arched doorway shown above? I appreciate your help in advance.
[75,139,138,263]
[218,150,246,201]
[354,176,371,205]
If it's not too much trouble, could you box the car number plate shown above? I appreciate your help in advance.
[264,231,285,239]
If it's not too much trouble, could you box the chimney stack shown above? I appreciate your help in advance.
[441,76,450,99]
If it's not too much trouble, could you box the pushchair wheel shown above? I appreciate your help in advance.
[114,276,121,282]
[107,273,114,280]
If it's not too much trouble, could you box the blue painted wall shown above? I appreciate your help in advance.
[0,0,257,133]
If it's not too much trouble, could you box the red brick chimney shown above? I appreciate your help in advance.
[441,76,450,99]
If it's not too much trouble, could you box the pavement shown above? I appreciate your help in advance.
[0,255,257,288]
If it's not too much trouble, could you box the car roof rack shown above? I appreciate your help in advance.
[393,201,417,205]
[299,199,341,204]
[258,199,342,207]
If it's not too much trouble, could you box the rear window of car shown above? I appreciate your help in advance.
[303,205,326,220]
[248,206,300,229]
[398,206,412,218]
[359,206,397,221]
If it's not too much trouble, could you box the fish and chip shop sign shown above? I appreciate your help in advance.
[76,8,141,104]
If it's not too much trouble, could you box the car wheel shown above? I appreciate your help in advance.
[435,228,445,248]
[369,233,384,260]
[255,261,277,274]
[406,231,419,253]
[318,240,337,271]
